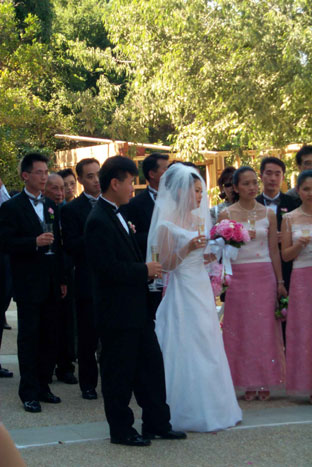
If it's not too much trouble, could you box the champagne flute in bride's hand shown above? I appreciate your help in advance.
[197,219,205,236]
[42,222,55,255]
[150,245,161,291]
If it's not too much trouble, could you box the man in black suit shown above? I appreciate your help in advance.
[286,145,312,206]
[122,153,169,319]
[61,158,100,400]
[0,153,66,412]
[257,157,298,291]
[44,174,77,385]
[85,155,186,446]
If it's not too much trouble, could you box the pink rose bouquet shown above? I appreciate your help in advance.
[210,219,250,247]
[209,219,250,275]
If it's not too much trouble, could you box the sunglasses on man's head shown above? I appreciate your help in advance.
[223,182,232,188]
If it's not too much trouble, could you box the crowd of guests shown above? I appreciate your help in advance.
[0,145,312,447]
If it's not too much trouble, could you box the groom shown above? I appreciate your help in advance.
[85,156,186,446]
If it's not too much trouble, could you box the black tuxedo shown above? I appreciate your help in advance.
[0,190,63,401]
[256,192,297,290]
[61,193,98,392]
[85,198,171,438]
[122,189,162,319]
[122,189,154,259]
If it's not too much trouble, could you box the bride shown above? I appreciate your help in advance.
[147,163,242,432]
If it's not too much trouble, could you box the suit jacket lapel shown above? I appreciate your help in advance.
[20,190,44,233]
[100,199,141,261]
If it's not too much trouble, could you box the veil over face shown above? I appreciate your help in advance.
[146,163,212,271]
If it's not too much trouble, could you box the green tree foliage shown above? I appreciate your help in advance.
[103,0,312,158]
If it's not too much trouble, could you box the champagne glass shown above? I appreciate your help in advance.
[43,222,55,255]
[150,245,161,291]
[301,228,310,238]
[247,212,256,239]
[198,219,205,236]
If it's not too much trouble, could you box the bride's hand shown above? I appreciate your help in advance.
[188,235,207,252]
[204,253,216,264]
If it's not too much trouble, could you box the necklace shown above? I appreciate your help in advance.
[300,206,312,217]
[238,200,257,212]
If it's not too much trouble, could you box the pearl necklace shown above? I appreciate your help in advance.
[238,201,257,212]
[300,206,312,217]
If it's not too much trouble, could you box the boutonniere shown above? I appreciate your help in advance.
[280,207,288,216]
[128,221,136,233]
[48,207,55,221]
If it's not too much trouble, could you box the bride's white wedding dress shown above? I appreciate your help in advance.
[155,222,242,432]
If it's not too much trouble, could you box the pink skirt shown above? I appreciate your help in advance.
[223,262,285,390]
[286,267,312,395]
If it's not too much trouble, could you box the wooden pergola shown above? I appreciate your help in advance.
[54,134,302,191]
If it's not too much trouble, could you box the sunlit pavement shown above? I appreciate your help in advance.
[1,307,312,466]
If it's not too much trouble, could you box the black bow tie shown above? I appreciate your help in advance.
[88,197,99,208]
[27,194,45,206]
[264,197,280,206]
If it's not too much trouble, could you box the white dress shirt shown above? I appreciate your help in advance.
[24,188,44,222]
[0,184,10,207]
[101,195,129,234]
[263,192,280,215]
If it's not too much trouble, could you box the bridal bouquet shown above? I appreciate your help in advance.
[275,296,288,321]
[209,219,250,275]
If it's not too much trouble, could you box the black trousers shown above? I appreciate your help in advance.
[55,271,76,376]
[76,299,98,392]
[100,320,171,438]
[17,294,58,402]
[0,254,12,353]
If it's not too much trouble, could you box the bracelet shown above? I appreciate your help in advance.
[277,280,284,284]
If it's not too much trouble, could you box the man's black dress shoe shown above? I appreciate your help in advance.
[82,389,97,400]
[39,391,61,403]
[3,322,12,330]
[142,429,187,440]
[56,372,78,384]
[111,434,151,447]
[0,367,13,378]
[23,401,41,413]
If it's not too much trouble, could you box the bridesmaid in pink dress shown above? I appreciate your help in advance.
[218,167,287,401]
[281,170,312,403]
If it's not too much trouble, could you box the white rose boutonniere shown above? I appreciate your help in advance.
[128,221,136,233]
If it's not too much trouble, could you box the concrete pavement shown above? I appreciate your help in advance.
[1,307,312,466]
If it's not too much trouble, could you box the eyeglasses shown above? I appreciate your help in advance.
[223,182,233,188]
[28,170,49,177]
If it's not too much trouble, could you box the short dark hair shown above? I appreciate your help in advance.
[142,153,169,181]
[218,166,236,188]
[296,145,312,166]
[57,168,76,180]
[76,158,100,178]
[183,161,197,169]
[99,156,138,193]
[260,157,285,174]
[20,152,49,173]
[297,169,312,188]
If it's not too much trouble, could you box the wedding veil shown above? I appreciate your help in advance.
[146,163,212,272]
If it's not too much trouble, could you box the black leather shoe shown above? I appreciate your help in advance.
[142,429,187,440]
[3,322,12,330]
[111,434,151,447]
[82,389,97,400]
[39,391,61,403]
[24,401,41,413]
[0,367,13,378]
[56,372,78,384]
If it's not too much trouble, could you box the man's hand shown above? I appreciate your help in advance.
[36,233,54,247]
[146,261,163,280]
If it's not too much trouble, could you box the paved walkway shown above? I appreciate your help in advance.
[1,308,312,466]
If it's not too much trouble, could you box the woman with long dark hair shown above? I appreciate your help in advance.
[219,166,286,401]
[281,170,312,402]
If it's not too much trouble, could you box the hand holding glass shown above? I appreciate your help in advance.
[43,223,55,255]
